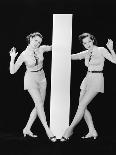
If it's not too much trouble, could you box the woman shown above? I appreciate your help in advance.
[61,33,116,141]
[9,32,56,142]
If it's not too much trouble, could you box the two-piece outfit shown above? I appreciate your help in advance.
[79,47,115,93]
[16,45,48,90]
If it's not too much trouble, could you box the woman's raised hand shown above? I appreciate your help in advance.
[106,39,113,51]
[9,47,18,58]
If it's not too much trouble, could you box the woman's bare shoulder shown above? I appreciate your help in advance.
[97,47,108,58]
[98,46,106,51]
[22,48,28,55]
[97,47,105,53]
[77,49,88,55]
[19,49,28,61]
[39,45,46,50]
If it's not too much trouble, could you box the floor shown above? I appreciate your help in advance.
[0,131,113,155]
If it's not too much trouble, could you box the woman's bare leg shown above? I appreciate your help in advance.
[23,108,38,137]
[23,80,47,137]
[84,109,95,133]
[28,88,55,140]
[61,89,87,141]
[83,109,98,139]
[62,90,98,139]
[79,89,86,102]
[79,89,98,138]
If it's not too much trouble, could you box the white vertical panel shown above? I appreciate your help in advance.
[50,14,72,139]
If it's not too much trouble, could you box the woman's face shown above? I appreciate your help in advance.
[30,36,42,48]
[82,36,94,50]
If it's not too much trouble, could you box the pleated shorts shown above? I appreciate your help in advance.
[80,72,104,93]
[24,69,46,90]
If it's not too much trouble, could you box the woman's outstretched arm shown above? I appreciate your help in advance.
[40,45,52,53]
[9,47,24,74]
[71,50,88,60]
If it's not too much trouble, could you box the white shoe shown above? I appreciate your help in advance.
[23,129,37,138]
[82,131,98,139]
[49,136,57,142]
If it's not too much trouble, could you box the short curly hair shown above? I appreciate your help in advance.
[26,32,43,44]
[78,33,97,45]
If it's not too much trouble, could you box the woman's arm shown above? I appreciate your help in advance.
[101,47,116,64]
[101,39,116,63]
[71,50,87,60]
[9,47,24,74]
[106,39,116,63]
[40,45,52,53]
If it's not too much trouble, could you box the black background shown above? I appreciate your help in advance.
[0,0,115,154]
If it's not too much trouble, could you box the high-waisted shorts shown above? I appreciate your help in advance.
[80,71,104,93]
[24,69,46,90]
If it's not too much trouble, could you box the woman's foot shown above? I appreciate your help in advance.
[60,136,69,142]
[82,130,98,139]
[49,136,57,142]
[23,128,37,138]
[46,129,57,142]
[60,128,73,142]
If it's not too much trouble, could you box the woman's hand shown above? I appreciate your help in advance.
[106,39,113,51]
[9,47,18,59]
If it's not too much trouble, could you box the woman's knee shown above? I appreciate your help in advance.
[77,104,86,117]
[79,90,98,107]
[28,89,43,106]
[39,88,46,102]
[33,107,37,113]
[30,107,37,117]
[79,89,86,102]
[84,108,89,118]
[40,80,47,90]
